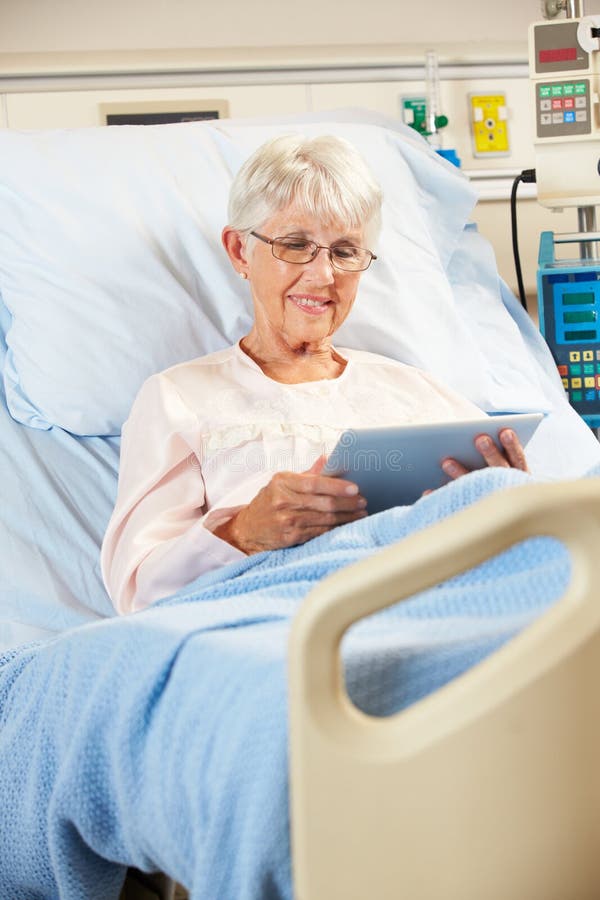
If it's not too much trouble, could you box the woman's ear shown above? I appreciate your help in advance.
[222,227,250,279]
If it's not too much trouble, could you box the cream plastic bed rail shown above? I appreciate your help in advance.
[289,478,600,900]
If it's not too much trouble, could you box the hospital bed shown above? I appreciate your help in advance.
[1,110,600,899]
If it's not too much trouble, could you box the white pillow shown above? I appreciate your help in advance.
[0,111,537,435]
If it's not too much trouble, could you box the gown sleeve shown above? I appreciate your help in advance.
[100,373,245,615]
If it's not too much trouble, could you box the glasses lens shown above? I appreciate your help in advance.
[270,236,374,271]
[330,247,372,271]
[272,238,315,264]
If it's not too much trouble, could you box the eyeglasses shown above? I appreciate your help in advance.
[250,231,377,272]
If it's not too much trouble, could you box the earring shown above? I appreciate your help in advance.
[240,272,247,280]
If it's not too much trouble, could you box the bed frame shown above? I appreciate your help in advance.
[290,477,600,899]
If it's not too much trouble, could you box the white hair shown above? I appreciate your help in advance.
[227,133,382,247]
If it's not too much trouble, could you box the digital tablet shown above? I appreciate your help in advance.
[322,412,544,513]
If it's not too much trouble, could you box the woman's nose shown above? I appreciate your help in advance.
[304,246,335,282]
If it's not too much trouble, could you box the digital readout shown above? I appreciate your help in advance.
[565,330,597,341]
[539,47,578,64]
[562,292,595,305]
[563,310,597,324]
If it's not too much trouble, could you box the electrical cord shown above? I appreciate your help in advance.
[510,168,536,311]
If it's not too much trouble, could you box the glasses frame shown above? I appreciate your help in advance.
[250,231,377,272]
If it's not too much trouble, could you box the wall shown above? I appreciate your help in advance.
[3,0,591,53]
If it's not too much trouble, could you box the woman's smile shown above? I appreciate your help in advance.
[288,293,334,315]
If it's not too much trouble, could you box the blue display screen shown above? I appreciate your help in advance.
[554,283,600,344]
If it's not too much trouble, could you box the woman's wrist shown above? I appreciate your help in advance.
[213,513,246,552]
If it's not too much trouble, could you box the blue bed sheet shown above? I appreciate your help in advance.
[0,465,571,899]
[0,302,119,650]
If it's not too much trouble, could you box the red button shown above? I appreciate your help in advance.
[595,375,600,389]
[558,364,568,376]
[564,97,575,109]
[552,98,563,109]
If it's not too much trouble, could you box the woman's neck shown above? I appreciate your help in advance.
[239,330,347,384]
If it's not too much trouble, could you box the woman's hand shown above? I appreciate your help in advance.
[212,455,368,554]
[441,427,529,482]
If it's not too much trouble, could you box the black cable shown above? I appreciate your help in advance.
[510,174,526,310]
[510,168,536,312]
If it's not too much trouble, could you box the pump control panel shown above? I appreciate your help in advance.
[529,16,600,207]
[535,79,591,137]
[538,231,600,426]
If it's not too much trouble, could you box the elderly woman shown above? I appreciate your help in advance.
[101,134,527,615]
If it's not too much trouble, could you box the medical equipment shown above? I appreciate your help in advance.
[530,2,600,208]
[402,51,459,167]
[424,49,462,168]
[537,230,600,424]
[529,0,600,425]
[424,50,448,151]
[400,96,428,135]
[468,92,510,157]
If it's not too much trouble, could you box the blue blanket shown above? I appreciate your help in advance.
[0,467,572,899]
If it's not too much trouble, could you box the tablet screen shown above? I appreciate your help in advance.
[322,412,544,513]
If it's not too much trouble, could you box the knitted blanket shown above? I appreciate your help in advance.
[0,467,571,899]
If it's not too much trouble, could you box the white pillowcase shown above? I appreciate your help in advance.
[0,111,545,435]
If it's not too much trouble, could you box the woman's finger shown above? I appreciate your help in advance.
[443,428,529,482]
[299,508,369,529]
[441,458,469,480]
[474,433,510,468]
[280,473,367,514]
[288,466,362,500]
[498,428,529,471]
[301,492,368,513]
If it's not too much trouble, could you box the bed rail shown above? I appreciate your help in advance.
[289,478,600,900]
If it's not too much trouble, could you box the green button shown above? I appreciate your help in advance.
[540,85,552,98]
[584,363,595,375]
[551,85,564,96]
[575,82,587,94]
[596,363,600,373]
[563,83,575,96]
[572,390,583,402]
[570,364,582,375]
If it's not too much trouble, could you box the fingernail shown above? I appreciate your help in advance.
[442,460,457,476]
[476,436,492,451]
[357,497,367,508]
[502,429,514,444]
[345,484,359,495]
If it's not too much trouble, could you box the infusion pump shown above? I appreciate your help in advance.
[530,14,600,426]
[529,16,600,208]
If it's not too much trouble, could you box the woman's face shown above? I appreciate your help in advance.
[229,204,367,352]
